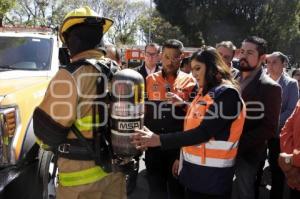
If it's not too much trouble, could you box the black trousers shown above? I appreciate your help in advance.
[268,138,285,199]
[255,138,285,199]
[235,151,267,199]
[185,188,230,199]
[254,159,265,199]
[290,188,300,199]
[145,147,184,199]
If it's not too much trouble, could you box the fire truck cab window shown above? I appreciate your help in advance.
[0,37,52,70]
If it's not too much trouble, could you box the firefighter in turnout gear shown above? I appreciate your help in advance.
[33,6,126,199]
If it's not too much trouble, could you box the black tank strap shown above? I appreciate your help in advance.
[59,60,88,73]
[60,59,113,79]
[93,66,113,171]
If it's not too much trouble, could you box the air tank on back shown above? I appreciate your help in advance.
[110,69,144,158]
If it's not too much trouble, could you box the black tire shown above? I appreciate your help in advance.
[37,149,57,199]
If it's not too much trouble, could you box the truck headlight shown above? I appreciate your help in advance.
[0,106,20,166]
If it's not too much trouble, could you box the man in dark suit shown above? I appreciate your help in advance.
[131,43,161,193]
[264,52,299,199]
[234,36,282,199]
[134,43,161,83]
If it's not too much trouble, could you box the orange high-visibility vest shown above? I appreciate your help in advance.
[146,71,196,101]
[182,86,246,168]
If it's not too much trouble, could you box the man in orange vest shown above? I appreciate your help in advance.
[144,39,197,199]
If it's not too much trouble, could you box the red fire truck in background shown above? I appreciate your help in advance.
[124,48,144,68]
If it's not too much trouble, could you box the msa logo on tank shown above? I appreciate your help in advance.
[110,69,144,158]
[118,121,141,130]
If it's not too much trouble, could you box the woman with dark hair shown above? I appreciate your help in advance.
[132,46,246,199]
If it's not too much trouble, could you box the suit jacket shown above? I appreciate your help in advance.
[134,62,161,83]
[278,73,299,133]
[238,68,282,160]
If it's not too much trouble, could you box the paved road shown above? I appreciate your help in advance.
[128,157,290,199]
[1,155,290,199]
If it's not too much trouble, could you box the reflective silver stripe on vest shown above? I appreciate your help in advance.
[193,140,239,150]
[206,140,239,150]
[182,151,236,168]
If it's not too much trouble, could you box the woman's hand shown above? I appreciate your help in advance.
[131,126,161,150]
[278,154,300,185]
[172,159,180,178]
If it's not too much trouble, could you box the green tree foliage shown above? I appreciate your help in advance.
[154,0,300,63]
[5,0,145,45]
[138,10,192,45]
[0,0,15,26]
[255,0,300,65]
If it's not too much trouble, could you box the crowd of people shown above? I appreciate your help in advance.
[131,37,300,199]
[33,6,300,199]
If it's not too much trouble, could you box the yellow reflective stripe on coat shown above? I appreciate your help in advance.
[3,136,8,145]
[35,137,51,150]
[74,115,99,132]
[58,166,108,186]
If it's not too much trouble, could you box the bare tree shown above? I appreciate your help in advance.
[6,0,147,45]
[9,0,70,27]
[88,0,146,45]
[0,0,16,26]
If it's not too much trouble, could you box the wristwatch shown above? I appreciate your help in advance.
[280,153,293,165]
[284,156,292,164]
